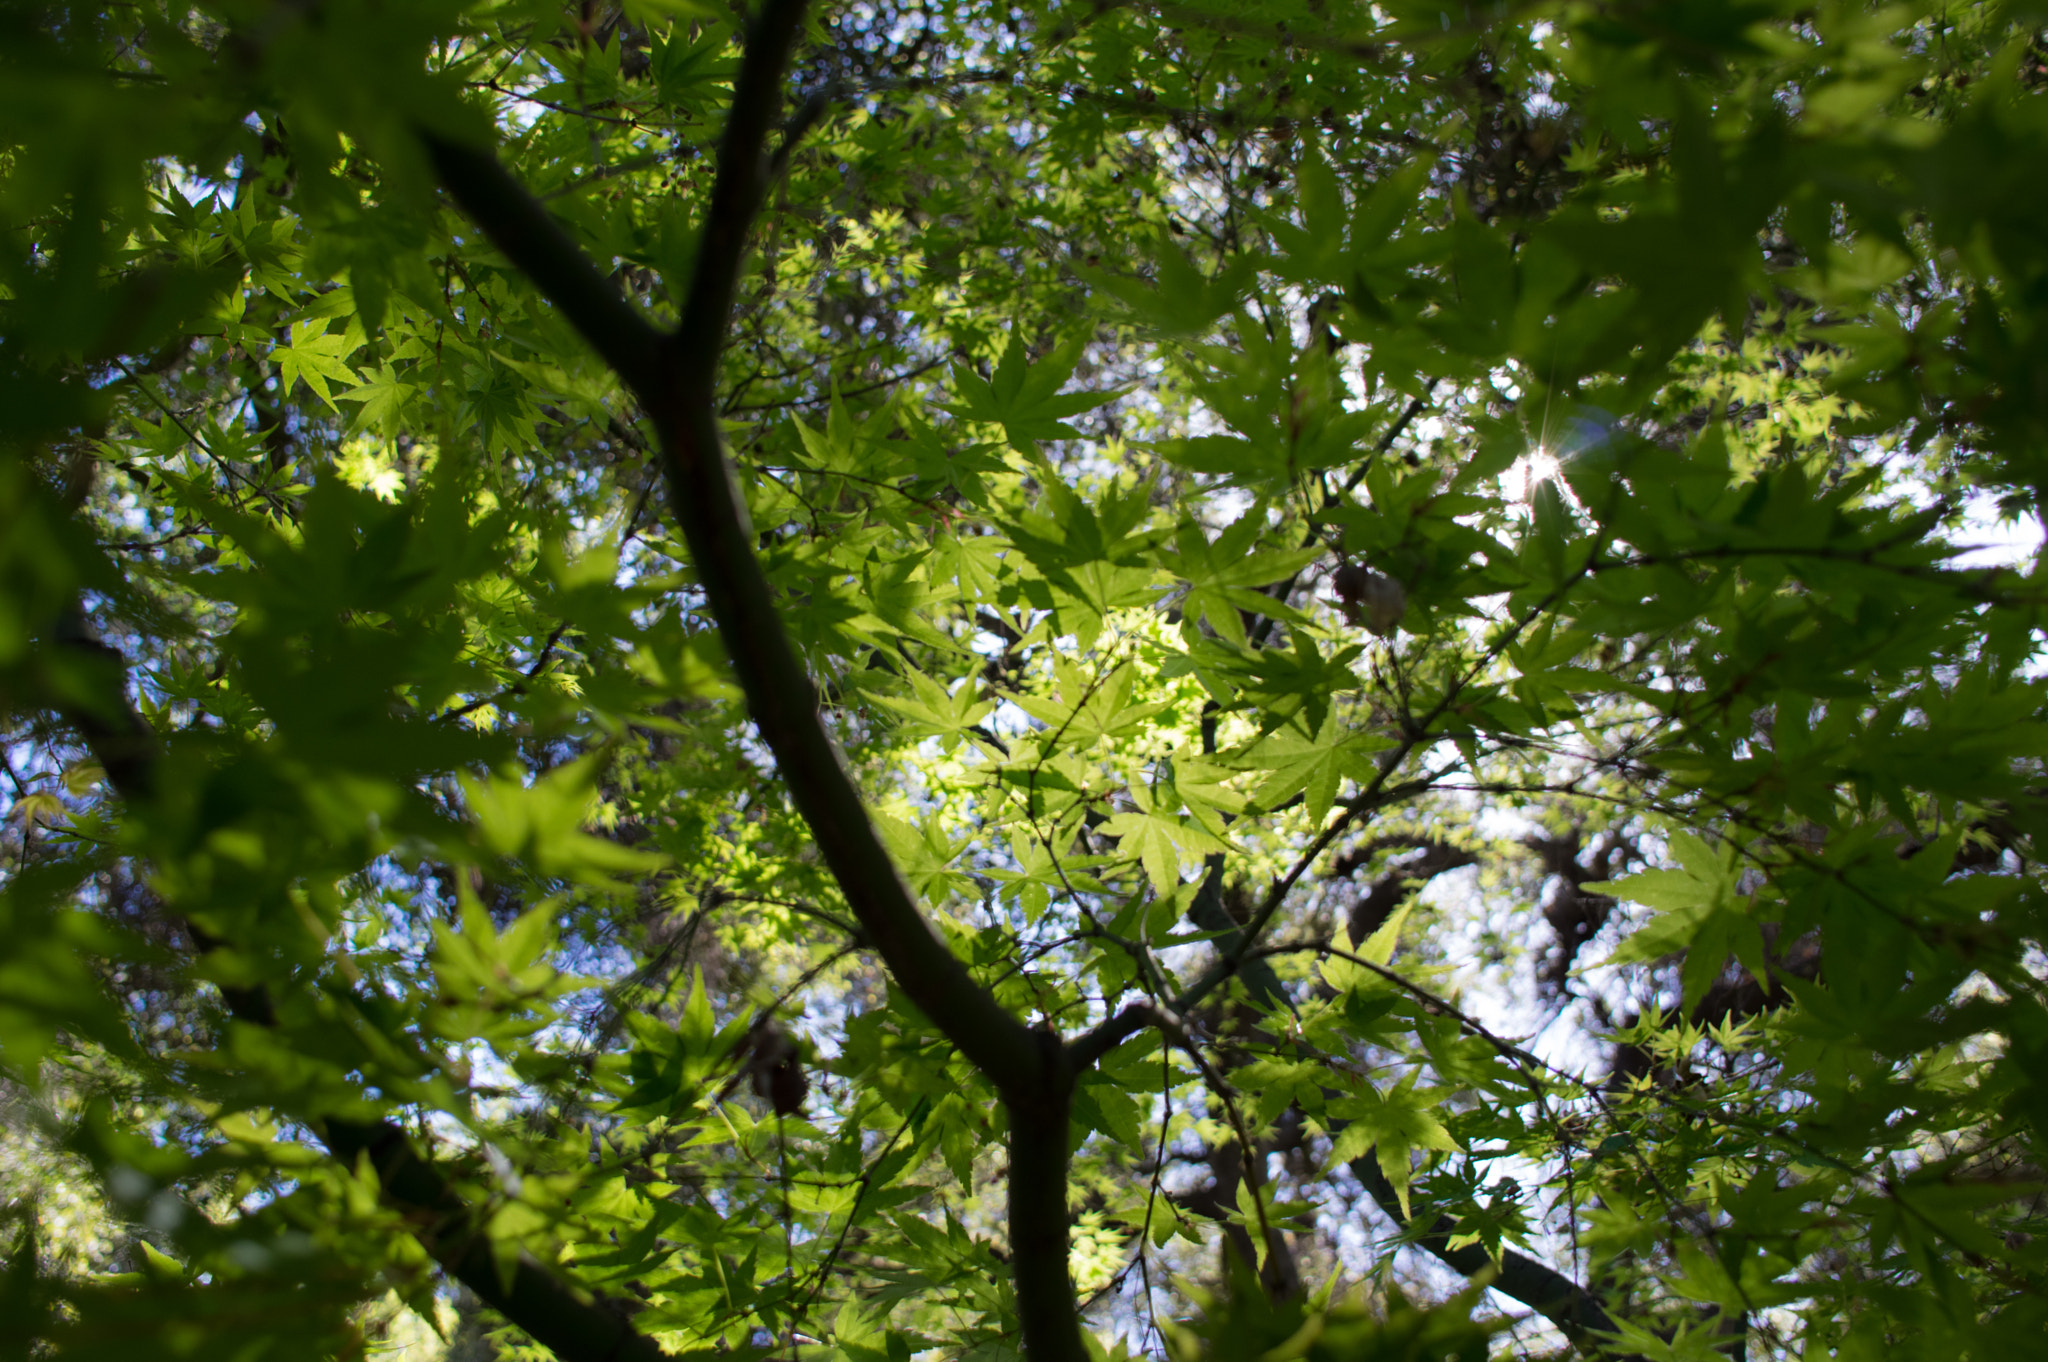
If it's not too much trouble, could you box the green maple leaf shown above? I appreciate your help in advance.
[899,419,1010,505]
[273,318,361,410]
[1100,785,1234,894]
[1162,512,1324,647]
[1170,754,1250,827]
[874,811,973,903]
[1007,660,1170,746]
[987,828,1100,923]
[869,669,996,751]
[1191,631,1365,738]
[790,394,872,476]
[1591,831,1763,1011]
[336,364,418,434]
[463,754,667,889]
[1082,234,1253,336]
[997,479,1167,645]
[944,333,1127,450]
[1327,1071,1460,1217]
[1231,718,1396,825]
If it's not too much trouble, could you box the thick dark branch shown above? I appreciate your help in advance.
[1348,1154,1628,1352]
[1069,995,1221,1074]
[644,0,1043,1098]
[421,137,665,400]
[663,0,812,408]
[323,1119,665,1362]
[419,4,1071,1355]
[641,5,1073,1351]
[1006,1030,1084,1362]
[1068,999,1175,1072]
[420,0,1042,1098]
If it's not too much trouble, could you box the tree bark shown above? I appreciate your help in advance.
[420,2,1087,1356]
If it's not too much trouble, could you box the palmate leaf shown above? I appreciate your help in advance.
[998,476,1167,644]
[1590,830,1767,1011]
[987,826,1107,923]
[1099,784,1236,894]
[1183,631,1366,741]
[1326,1071,1460,1218]
[1097,809,1201,895]
[1081,234,1254,335]
[898,413,1011,506]
[1169,754,1250,829]
[271,318,361,410]
[1161,512,1325,646]
[868,669,997,751]
[791,391,883,480]
[1008,662,1174,756]
[463,752,667,888]
[875,811,976,903]
[334,364,418,435]
[944,333,1127,450]
[1229,718,1398,826]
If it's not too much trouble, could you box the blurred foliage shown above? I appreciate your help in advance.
[4,1,2048,1359]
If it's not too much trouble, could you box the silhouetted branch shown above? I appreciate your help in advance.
[43,616,664,1362]
[418,1,1080,1357]
[423,0,1043,1097]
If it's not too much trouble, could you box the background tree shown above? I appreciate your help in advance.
[4,2,2048,1360]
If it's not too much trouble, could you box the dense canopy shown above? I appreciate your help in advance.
[5,1,2048,1359]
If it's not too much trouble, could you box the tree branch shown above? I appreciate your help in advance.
[419,139,665,401]
[1347,1153,1628,1351]
[1006,1029,1084,1362]
[322,1118,666,1362]
[1065,835,1634,1353]
[417,2,1079,1358]
[1068,999,1178,1073]
[42,617,666,1362]
[423,0,1042,1099]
